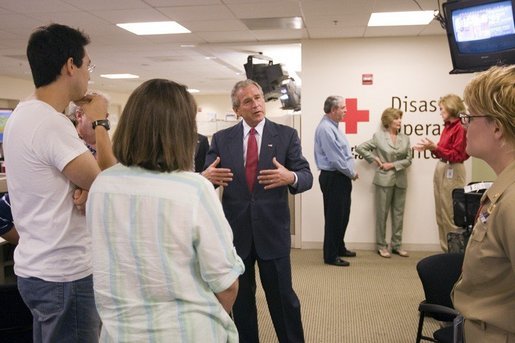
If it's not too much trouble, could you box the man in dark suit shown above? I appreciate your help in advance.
[194,133,209,173]
[203,79,312,342]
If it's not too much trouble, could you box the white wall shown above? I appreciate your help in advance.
[0,76,34,102]
[0,75,129,118]
[300,36,474,251]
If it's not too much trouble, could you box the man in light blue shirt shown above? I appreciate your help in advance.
[314,95,358,267]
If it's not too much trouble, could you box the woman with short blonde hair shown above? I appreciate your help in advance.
[452,65,515,343]
[356,107,412,258]
[414,93,469,251]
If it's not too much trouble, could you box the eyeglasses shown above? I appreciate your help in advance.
[459,113,490,125]
[87,64,96,73]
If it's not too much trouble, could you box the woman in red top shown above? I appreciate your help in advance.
[415,94,469,251]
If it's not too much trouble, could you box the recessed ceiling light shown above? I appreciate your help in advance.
[368,11,435,26]
[180,44,196,48]
[187,88,200,93]
[117,21,191,35]
[100,74,140,79]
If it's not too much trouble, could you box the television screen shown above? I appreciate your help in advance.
[0,109,13,143]
[444,0,515,73]
[452,0,515,53]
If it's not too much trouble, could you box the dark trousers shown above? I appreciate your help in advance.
[319,170,352,263]
[233,245,304,343]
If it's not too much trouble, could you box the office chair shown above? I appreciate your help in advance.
[432,315,464,343]
[416,253,464,343]
[449,181,490,253]
[0,282,33,342]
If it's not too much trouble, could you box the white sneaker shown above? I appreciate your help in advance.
[392,248,409,257]
[378,248,391,258]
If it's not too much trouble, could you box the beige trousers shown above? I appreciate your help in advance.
[433,161,466,252]
[375,185,406,250]
[465,320,515,343]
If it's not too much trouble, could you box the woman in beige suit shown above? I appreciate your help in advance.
[356,108,412,258]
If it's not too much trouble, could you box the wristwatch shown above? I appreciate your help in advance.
[92,119,110,131]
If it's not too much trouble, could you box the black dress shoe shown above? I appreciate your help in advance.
[340,250,357,258]
[325,258,350,267]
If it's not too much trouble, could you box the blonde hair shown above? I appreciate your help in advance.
[438,94,465,118]
[381,107,403,128]
[464,65,515,145]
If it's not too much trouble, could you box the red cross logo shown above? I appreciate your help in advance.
[342,98,369,134]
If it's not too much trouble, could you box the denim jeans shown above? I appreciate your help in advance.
[17,274,100,343]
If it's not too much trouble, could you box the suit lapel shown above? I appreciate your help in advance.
[258,119,278,172]
[383,129,398,150]
[227,122,246,189]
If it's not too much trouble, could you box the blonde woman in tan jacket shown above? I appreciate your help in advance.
[356,108,412,258]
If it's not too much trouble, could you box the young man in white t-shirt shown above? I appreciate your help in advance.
[3,23,110,342]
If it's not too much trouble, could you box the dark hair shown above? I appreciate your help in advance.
[323,96,344,114]
[27,23,90,88]
[113,79,198,172]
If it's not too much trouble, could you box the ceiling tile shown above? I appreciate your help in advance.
[92,9,171,24]
[62,0,148,11]
[253,29,308,41]
[301,0,373,17]
[0,0,77,13]
[196,30,256,43]
[227,2,301,19]
[146,0,221,5]
[181,19,247,32]
[158,5,235,21]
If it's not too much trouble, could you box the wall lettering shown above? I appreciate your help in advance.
[391,96,438,113]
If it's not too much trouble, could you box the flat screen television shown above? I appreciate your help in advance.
[0,109,13,143]
[443,0,515,74]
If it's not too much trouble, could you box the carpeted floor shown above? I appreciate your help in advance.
[255,249,442,342]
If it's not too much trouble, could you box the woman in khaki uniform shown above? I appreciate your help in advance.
[452,65,515,343]
[414,94,469,252]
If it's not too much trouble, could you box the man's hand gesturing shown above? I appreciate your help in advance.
[201,157,233,187]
